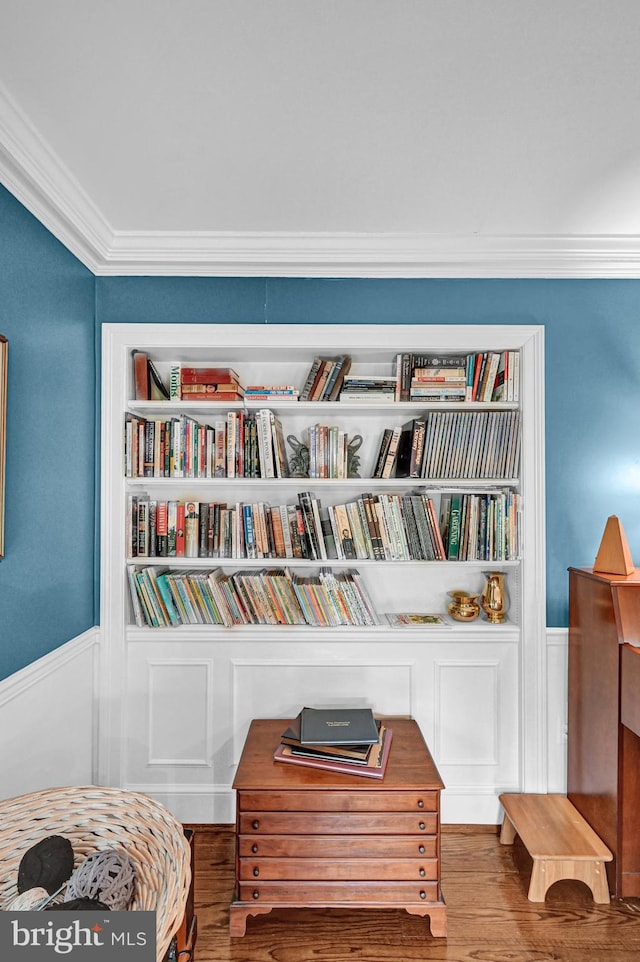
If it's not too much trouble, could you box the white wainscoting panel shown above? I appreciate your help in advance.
[0,630,98,801]
[434,644,520,824]
[0,628,569,825]
[435,660,499,767]
[546,628,568,792]
[147,660,213,766]
[124,649,216,781]
[122,637,524,822]
[231,657,415,767]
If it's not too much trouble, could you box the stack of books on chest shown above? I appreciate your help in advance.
[273,707,392,779]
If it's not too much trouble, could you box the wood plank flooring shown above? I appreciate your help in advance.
[186,824,640,962]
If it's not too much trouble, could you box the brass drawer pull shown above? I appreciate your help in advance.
[253,867,259,877]
[419,867,426,877]
[251,844,258,854]
[420,890,426,900]
[252,890,260,900]
[252,820,260,830]
[418,845,425,854]
[417,799,424,808]
[419,822,426,830]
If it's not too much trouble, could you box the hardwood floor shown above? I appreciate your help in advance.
[186,824,640,962]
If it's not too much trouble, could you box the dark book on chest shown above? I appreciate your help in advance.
[299,706,379,745]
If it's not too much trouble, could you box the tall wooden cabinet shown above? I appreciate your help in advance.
[99,323,545,824]
[568,566,640,897]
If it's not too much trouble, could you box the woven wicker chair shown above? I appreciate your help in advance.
[0,785,191,961]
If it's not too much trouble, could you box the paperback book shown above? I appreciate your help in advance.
[385,612,450,628]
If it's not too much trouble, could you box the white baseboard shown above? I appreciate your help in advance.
[123,784,235,825]
[0,628,100,801]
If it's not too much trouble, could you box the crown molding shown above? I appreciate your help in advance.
[3,83,640,278]
[102,230,640,277]
[0,82,110,273]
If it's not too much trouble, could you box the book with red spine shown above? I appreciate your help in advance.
[133,350,150,400]
[180,367,241,382]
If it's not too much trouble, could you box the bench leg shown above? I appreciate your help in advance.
[528,858,610,903]
[499,812,517,845]
[577,860,610,904]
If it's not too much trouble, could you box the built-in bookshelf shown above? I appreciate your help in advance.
[100,323,545,824]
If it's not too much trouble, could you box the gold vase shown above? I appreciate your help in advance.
[481,572,508,623]
[447,590,481,622]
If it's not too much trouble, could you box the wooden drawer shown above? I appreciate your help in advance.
[237,880,440,903]
[238,833,438,859]
[238,857,438,881]
[238,790,439,813]
[239,811,438,835]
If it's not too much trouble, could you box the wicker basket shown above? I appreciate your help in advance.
[0,785,191,961]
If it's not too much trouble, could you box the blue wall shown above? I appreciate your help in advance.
[0,185,95,678]
[97,275,640,628]
[2,182,639,683]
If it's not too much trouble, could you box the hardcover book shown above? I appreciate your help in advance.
[281,714,382,760]
[327,355,352,401]
[274,727,393,779]
[180,366,241,382]
[299,357,323,401]
[395,417,426,479]
[148,359,170,400]
[133,350,150,400]
[299,706,379,745]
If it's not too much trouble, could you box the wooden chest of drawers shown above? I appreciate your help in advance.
[230,717,446,937]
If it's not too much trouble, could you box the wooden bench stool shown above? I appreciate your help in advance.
[499,793,612,903]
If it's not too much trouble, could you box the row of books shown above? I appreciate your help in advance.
[128,488,520,563]
[133,354,299,403]
[440,490,521,561]
[394,351,520,403]
[133,354,247,401]
[274,708,392,779]
[132,349,521,406]
[125,409,519,484]
[127,564,380,628]
[328,492,445,561]
[339,375,398,403]
[373,410,521,481]
[305,423,356,479]
[128,493,334,560]
[124,408,290,480]
[329,489,520,562]
[299,355,352,401]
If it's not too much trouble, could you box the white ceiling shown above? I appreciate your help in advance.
[1,0,640,275]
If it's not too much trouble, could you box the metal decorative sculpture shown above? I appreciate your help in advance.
[346,434,363,478]
[286,435,310,478]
